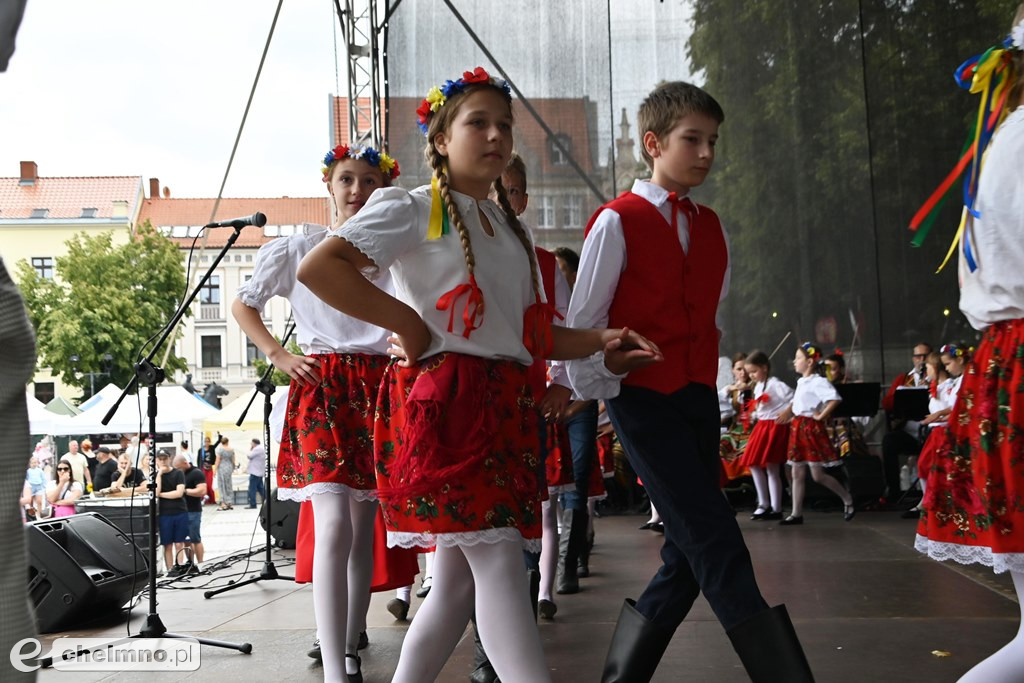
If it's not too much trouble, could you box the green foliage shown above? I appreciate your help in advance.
[687,0,1019,358]
[252,337,305,386]
[15,220,188,399]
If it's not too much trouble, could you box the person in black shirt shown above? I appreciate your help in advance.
[155,450,188,577]
[174,454,207,573]
[110,452,147,494]
[92,446,119,491]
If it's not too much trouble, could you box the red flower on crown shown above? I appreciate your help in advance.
[416,99,433,129]
[461,67,491,84]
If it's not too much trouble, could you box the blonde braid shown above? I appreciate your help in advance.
[493,176,541,300]
[427,146,477,278]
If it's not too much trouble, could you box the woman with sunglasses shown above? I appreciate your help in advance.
[46,459,83,518]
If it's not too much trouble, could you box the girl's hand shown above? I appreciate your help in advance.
[270,349,322,386]
[389,319,431,368]
[921,412,938,425]
[539,384,572,422]
[776,406,794,424]
[602,327,663,375]
[812,412,824,421]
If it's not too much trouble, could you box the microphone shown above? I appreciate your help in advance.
[204,212,267,229]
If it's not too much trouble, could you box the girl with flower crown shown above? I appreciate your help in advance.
[914,7,1024,678]
[778,342,855,525]
[906,349,956,517]
[297,66,660,683]
[232,144,408,683]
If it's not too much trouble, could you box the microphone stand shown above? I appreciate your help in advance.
[205,320,297,598]
[41,224,253,667]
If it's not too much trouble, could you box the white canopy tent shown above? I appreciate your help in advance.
[27,393,58,434]
[201,388,289,433]
[50,383,221,436]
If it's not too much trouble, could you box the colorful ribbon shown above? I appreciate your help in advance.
[427,175,450,240]
[436,275,484,339]
[522,295,564,358]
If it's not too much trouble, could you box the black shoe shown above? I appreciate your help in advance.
[761,511,783,521]
[185,562,202,576]
[601,599,675,682]
[638,521,656,530]
[306,638,321,661]
[648,522,664,534]
[358,629,369,650]
[538,599,557,620]
[750,507,769,521]
[386,597,410,621]
[901,507,920,519]
[727,605,814,682]
[244,505,257,509]
[415,576,432,598]
[844,503,857,522]
[166,563,187,578]
[556,509,588,594]
[345,654,363,683]
[779,515,804,526]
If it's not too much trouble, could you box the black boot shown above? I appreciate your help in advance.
[528,568,541,620]
[726,605,815,683]
[556,508,588,594]
[601,599,674,683]
[578,528,594,577]
[468,616,499,683]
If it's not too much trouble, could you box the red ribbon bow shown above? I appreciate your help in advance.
[667,192,697,236]
[436,275,485,339]
[522,293,564,358]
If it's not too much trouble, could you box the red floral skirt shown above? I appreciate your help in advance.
[916,318,1024,573]
[277,353,388,502]
[916,425,948,481]
[787,416,841,466]
[545,422,575,494]
[741,419,790,468]
[293,500,420,590]
[373,354,543,552]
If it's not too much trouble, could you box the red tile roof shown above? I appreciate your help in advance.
[138,197,331,248]
[0,175,142,219]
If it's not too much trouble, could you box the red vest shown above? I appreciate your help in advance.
[527,247,558,400]
[584,191,727,394]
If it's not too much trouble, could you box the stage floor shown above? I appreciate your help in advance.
[35,508,1017,682]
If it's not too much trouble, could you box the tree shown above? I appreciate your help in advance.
[16,220,189,399]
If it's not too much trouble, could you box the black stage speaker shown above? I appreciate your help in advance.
[260,489,300,549]
[27,512,148,633]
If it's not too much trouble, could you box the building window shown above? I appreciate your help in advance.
[30,208,49,219]
[562,195,583,228]
[31,257,54,280]
[537,196,555,229]
[550,134,571,166]
[200,275,221,304]
[34,382,55,404]
[81,208,98,218]
[246,339,265,366]
[201,336,222,367]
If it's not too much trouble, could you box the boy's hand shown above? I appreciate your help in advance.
[540,384,572,421]
[602,327,662,375]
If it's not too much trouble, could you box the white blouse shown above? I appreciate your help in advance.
[236,224,393,355]
[927,375,963,429]
[335,185,540,366]
[959,107,1024,330]
[792,375,842,417]
[753,376,795,420]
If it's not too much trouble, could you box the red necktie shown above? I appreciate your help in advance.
[667,192,697,239]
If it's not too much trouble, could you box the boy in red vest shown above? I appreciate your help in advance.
[567,81,814,682]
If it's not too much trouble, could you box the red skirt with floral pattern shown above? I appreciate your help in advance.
[916,319,1024,573]
[741,419,790,467]
[277,353,388,501]
[597,433,615,477]
[787,416,841,466]
[545,422,575,494]
[373,354,543,552]
[916,425,948,481]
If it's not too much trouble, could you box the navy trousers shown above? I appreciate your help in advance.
[561,401,599,511]
[606,382,768,632]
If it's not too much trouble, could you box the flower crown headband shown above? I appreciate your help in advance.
[799,342,821,360]
[940,343,974,359]
[321,144,400,182]
[415,66,512,136]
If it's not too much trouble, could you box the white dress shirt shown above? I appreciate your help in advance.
[792,375,842,417]
[753,377,795,420]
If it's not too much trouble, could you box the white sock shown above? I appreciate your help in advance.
[345,654,360,676]
[958,571,1024,682]
[423,550,435,582]
[392,545,475,683]
[648,502,661,525]
[396,585,411,602]
[539,499,558,602]
[311,492,353,683]
[750,467,769,510]
[767,465,783,513]
[466,540,553,682]
[346,497,377,654]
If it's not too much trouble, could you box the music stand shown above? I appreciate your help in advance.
[204,321,296,599]
[891,387,930,506]
[40,223,253,667]
[833,382,882,418]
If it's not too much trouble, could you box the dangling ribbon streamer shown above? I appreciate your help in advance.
[427,175,450,240]
[522,293,564,358]
[436,274,484,338]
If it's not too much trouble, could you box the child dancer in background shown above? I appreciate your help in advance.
[905,349,956,518]
[781,342,855,525]
[917,10,1024,677]
[233,143,401,682]
[298,66,659,683]
[740,350,793,521]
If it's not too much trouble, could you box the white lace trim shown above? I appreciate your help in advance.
[786,459,842,468]
[588,493,608,501]
[547,484,575,495]
[914,535,1024,574]
[277,482,378,503]
[386,528,542,554]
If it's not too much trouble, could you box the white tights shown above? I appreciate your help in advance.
[391,540,552,683]
[311,492,377,683]
[539,499,558,602]
[788,463,852,517]
[959,571,1024,683]
[750,464,783,512]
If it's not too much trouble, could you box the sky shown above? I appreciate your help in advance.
[1,0,694,201]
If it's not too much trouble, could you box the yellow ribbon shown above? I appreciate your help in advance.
[427,175,449,240]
